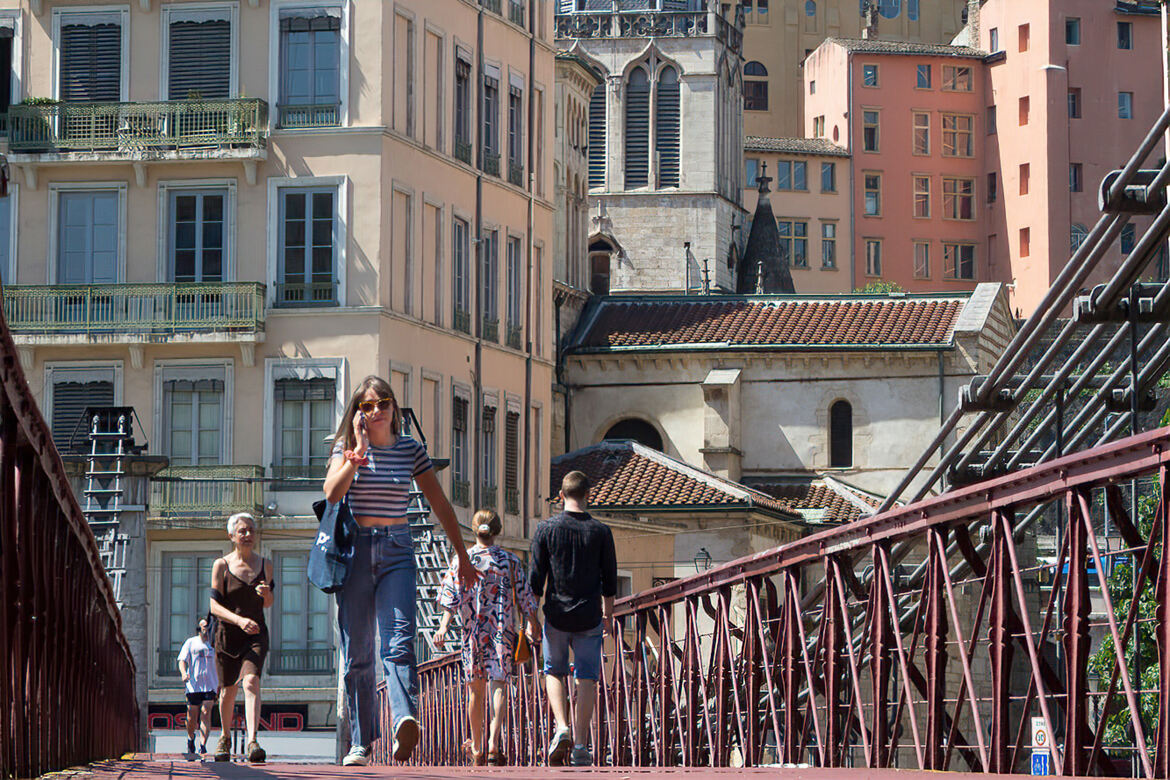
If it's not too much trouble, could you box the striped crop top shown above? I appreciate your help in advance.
[332,436,434,519]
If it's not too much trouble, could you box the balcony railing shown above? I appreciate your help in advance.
[508,162,524,187]
[482,316,499,342]
[268,647,335,675]
[454,138,473,164]
[452,479,470,507]
[505,486,519,515]
[508,1,526,26]
[453,307,471,334]
[275,281,338,307]
[506,323,522,349]
[8,98,269,154]
[2,282,265,337]
[482,151,500,177]
[481,484,498,509]
[277,103,341,129]
[270,463,326,491]
[156,647,183,677]
[150,464,265,520]
[556,10,707,40]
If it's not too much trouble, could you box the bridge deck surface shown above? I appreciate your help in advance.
[43,756,997,780]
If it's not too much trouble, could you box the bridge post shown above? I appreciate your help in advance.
[870,545,892,768]
[780,571,802,765]
[1063,490,1092,777]
[923,527,949,771]
[988,509,1017,774]
[1157,465,1170,778]
[823,560,846,766]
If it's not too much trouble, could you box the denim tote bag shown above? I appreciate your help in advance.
[308,498,357,594]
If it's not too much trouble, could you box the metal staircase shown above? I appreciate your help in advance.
[78,407,135,608]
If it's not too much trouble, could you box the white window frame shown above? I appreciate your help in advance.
[420,368,444,455]
[262,357,346,478]
[268,0,351,129]
[265,175,348,307]
[51,5,131,102]
[152,358,235,462]
[156,178,237,282]
[43,361,124,435]
[46,182,129,284]
[159,2,240,100]
[0,10,24,106]
[452,379,472,490]
[0,184,19,285]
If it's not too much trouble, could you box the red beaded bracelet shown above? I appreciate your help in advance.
[344,449,369,466]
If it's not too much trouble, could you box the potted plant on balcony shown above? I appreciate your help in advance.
[12,97,60,152]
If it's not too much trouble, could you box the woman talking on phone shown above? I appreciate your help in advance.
[324,375,480,766]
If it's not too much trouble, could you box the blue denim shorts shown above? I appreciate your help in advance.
[542,622,603,681]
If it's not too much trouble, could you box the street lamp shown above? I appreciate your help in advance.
[694,547,712,572]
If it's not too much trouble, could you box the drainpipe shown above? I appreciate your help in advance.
[474,7,485,511]
[522,0,536,538]
[937,349,946,426]
[847,58,856,292]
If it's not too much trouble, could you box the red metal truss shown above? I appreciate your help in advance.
[399,427,1170,776]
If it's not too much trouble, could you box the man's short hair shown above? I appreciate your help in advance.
[561,470,591,501]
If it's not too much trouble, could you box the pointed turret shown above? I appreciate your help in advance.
[737,164,796,294]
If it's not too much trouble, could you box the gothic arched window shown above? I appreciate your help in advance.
[878,0,900,18]
[805,0,816,15]
[744,61,768,111]
[656,67,680,187]
[625,67,650,189]
[829,400,853,468]
[588,83,606,189]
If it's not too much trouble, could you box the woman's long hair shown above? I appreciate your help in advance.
[333,375,402,452]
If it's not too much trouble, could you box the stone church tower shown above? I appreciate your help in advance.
[556,2,747,294]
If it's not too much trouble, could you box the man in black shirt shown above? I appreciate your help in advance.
[529,470,617,767]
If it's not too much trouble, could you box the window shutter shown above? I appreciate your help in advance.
[656,68,680,187]
[168,20,231,100]
[59,23,121,103]
[624,69,650,189]
[504,411,519,493]
[274,377,333,402]
[52,381,114,451]
[588,84,606,188]
[453,397,467,432]
[483,406,496,434]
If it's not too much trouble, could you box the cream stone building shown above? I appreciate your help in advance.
[0,0,556,735]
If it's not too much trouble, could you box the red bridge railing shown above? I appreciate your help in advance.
[395,426,1170,776]
[0,310,138,777]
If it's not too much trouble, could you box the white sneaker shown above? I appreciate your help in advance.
[392,716,420,762]
[547,727,572,766]
[342,745,371,766]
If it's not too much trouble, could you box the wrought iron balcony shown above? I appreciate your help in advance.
[505,487,519,516]
[277,102,341,129]
[8,98,268,157]
[508,1,526,26]
[481,484,498,509]
[454,307,471,334]
[454,138,473,165]
[453,479,470,507]
[150,464,265,523]
[270,463,327,491]
[2,282,265,340]
[482,316,499,342]
[268,647,335,675]
[555,9,742,54]
[275,281,338,308]
[508,162,524,187]
[506,323,522,349]
[482,151,500,177]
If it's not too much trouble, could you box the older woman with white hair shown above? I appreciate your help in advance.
[209,512,273,762]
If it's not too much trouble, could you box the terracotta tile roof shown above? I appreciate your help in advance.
[828,37,987,59]
[551,440,798,518]
[572,295,968,351]
[745,136,850,157]
[746,476,885,523]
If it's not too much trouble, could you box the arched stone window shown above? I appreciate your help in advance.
[805,0,816,15]
[744,61,768,111]
[878,0,900,18]
[625,67,650,189]
[589,237,614,295]
[604,418,664,451]
[907,0,919,20]
[588,83,606,189]
[829,400,853,468]
[656,67,680,187]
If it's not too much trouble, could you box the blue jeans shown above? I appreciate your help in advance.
[337,525,418,748]
[542,622,604,681]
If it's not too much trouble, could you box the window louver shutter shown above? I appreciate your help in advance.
[52,381,114,452]
[588,84,606,189]
[656,69,680,187]
[274,377,333,402]
[453,397,467,432]
[168,20,231,100]
[60,23,121,103]
[504,411,519,493]
[624,71,650,189]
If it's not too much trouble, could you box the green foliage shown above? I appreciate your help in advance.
[20,97,59,106]
[1086,488,1162,747]
[854,280,904,294]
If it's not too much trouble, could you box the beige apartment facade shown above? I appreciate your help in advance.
[1,0,556,734]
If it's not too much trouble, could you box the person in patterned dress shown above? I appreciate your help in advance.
[435,509,540,765]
